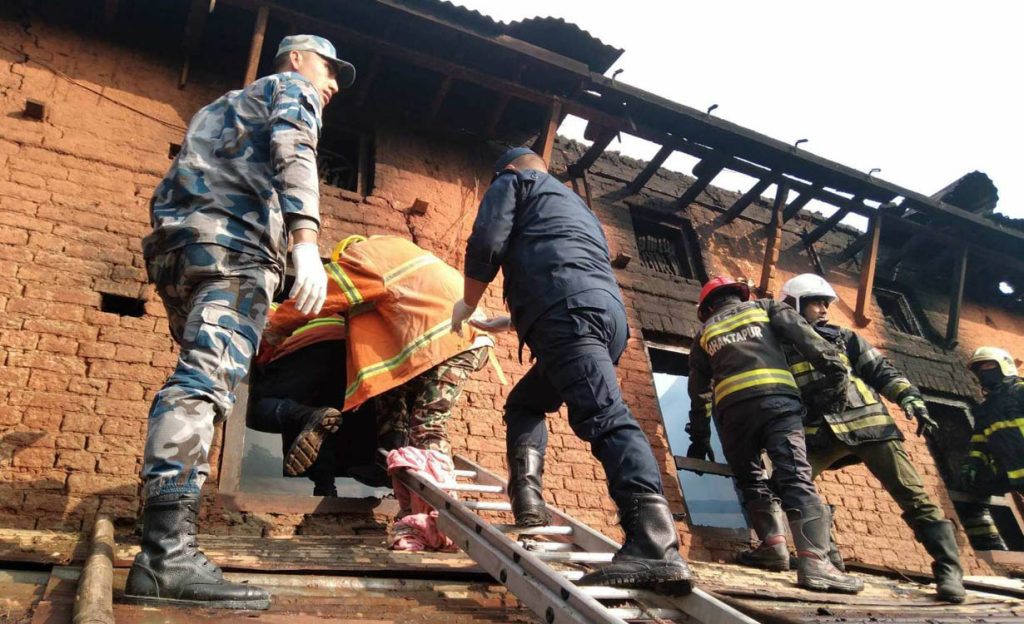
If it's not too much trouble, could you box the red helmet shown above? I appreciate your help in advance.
[698,277,750,322]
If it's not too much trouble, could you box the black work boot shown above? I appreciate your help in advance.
[963,506,1008,551]
[788,504,863,594]
[825,505,846,571]
[125,493,270,609]
[508,446,551,527]
[283,406,342,476]
[915,519,967,603]
[737,499,789,571]
[577,493,694,596]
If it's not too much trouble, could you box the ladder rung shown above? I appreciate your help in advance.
[445,483,504,493]
[520,541,577,552]
[579,586,658,600]
[494,524,574,536]
[533,551,614,563]
[463,500,512,511]
[607,607,685,620]
[560,570,585,581]
[453,469,477,478]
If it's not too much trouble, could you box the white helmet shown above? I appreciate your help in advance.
[780,273,838,313]
[968,346,1019,378]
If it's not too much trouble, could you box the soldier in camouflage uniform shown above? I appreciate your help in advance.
[126,36,355,611]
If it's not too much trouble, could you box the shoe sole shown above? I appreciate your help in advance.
[122,594,270,610]
[578,570,694,596]
[284,409,341,476]
[798,578,864,594]
[737,556,790,572]
[514,509,552,528]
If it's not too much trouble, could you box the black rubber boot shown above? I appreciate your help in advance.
[788,504,863,594]
[737,499,789,571]
[508,446,551,527]
[125,493,270,609]
[283,406,342,476]
[825,505,846,572]
[915,519,967,603]
[962,505,1008,551]
[577,493,694,596]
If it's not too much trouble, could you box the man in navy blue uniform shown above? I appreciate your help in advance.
[452,147,693,594]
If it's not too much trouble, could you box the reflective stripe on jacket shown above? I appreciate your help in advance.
[786,325,917,448]
[257,312,347,366]
[967,378,1024,488]
[688,299,846,439]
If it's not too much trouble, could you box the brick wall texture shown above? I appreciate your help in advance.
[1,12,1022,577]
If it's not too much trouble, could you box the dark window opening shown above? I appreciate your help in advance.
[318,128,375,195]
[647,346,746,529]
[630,213,704,281]
[874,287,924,337]
[100,293,145,317]
[923,398,1024,552]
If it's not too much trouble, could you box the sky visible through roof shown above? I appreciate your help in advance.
[454,0,1023,226]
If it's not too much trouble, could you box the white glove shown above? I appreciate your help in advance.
[289,242,327,315]
[470,314,513,333]
[451,299,477,336]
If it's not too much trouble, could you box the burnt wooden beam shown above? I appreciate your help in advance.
[945,244,968,346]
[626,144,673,195]
[533,99,562,164]
[673,152,727,210]
[674,456,734,477]
[242,4,270,86]
[781,184,820,222]
[485,93,512,136]
[854,215,882,326]
[424,75,452,125]
[758,182,789,297]
[797,195,864,248]
[716,176,774,225]
[567,126,617,178]
[178,0,211,88]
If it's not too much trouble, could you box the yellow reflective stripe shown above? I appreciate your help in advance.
[291,317,346,337]
[790,361,814,376]
[826,413,893,434]
[705,402,712,418]
[969,450,990,460]
[1008,467,1024,480]
[983,417,1024,438]
[851,375,877,405]
[970,434,987,443]
[383,254,441,286]
[345,319,452,399]
[326,262,363,305]
[965,525,1000,536]
[714,368,797,403]
[805,426,819,435]
[701,308,769,349]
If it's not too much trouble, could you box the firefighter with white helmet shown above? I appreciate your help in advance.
[958,347,1024,551]
[753,273,964,603]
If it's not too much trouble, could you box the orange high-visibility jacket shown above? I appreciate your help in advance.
[264,236,488,410]
[257,311,347,366]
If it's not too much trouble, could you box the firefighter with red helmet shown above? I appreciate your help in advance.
[687,276,863,593]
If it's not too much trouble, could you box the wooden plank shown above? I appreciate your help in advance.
[673,152,727,209]
[533,99,562,164]
[758,182,789,297]
[945,244,969,346]
[854,214,882,326]
[485,92,512,136]
[716,177,774,225]
[242,4,270,86]
[780,184,820,222]
[800,204,852,247]
[626,144,673,194]
[566,126,617,178]
[424,75,453,125]
[674,455,734,477]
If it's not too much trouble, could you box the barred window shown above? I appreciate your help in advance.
[873,287,924,337]
[630,213,704,281]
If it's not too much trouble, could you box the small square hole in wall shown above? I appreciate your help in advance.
[23,99,46,121]
[168,143,182,159]
[101,293,146,317]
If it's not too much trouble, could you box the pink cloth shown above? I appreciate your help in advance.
[386,447,457,552]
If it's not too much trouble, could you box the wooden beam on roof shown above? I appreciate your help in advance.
[945,244,969,346]
[485,93,512,136]
[567,126,617,178]
[242,4,270,86]
[353,54,381,109]
[425,75,452,125]
[626,144,673,195]
[797,196,863,248]
[533,99,562,164]
[179,0,211,88]
[854,214,882,326]
[781,184,821,222]
[716,176,774,225]
[758,182,788,297]
[673,152,727,210]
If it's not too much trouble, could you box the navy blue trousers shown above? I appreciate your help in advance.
[504,290,663,511]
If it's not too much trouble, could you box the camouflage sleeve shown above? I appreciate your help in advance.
[847,330,918,402]
[686,340,714,443]
[269,74,323,232]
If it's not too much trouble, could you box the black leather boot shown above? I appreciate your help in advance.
[283,405,342,476]
[508,446,551,527]
[825,505,846,571]
[577,493,694,596]
[737,499,789,571]
[125,493,270,609]
[962,505,1008,551]
[915,519,967,603]
[788,504,863,594]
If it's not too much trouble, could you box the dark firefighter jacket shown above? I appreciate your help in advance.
[785,325,919,450]
[967,376,1024,490]
[688,299,847,441]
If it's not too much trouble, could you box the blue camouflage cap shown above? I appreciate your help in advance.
[276,35,356,88]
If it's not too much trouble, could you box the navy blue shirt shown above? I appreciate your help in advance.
[465,169,623,337]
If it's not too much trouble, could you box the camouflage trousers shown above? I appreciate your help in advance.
[373,347,489,456]
[141,244,279,500]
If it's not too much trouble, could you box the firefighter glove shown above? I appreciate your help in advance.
[686,440,714,463]
[901,395,937,437]
[451,298,477,337]
[290,242,328,315]
[470,314,513,333]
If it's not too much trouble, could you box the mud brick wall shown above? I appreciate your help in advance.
[1,10,1023,575]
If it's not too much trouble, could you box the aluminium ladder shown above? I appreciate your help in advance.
[389,453,757,624]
